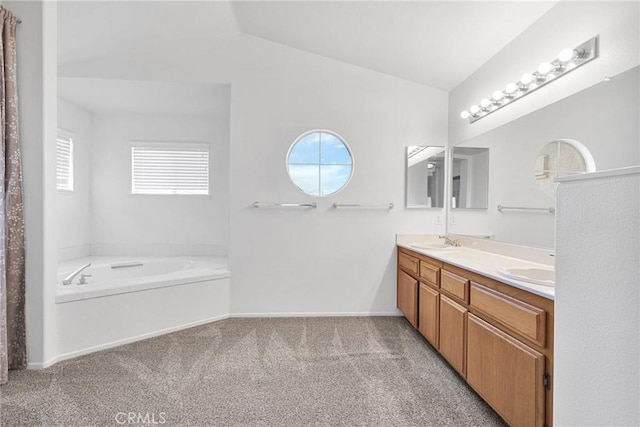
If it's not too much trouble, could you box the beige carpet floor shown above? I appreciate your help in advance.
[1,317,505,426]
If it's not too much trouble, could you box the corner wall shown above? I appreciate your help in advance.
[59,30,450,317]
[555,168,639,425]
[57,98,93,261]
[5,0,59,367]
[89,112,230,257]
[229,35,448,315]
[28,15,447,365]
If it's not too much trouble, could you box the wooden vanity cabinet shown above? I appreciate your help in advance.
[439,294,467,376]
[418,283,439,347]
[467,314,544,427]
[440,270,469,304]
[397,250,420,328]
[397,269,418,328]
[398,252,419,276]
[397,247,554,427]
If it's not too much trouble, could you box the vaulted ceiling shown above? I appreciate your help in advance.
[58,1,557,91]
[232,1,557,90]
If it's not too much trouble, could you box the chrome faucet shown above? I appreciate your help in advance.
[62,262,91,285]
[438,235,461,247]
[78,273,92,285]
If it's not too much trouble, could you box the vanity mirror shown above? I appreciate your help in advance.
[448,66,639,248]
[451,147,489,209]
[406,146,445,208]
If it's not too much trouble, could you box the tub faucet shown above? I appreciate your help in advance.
[78,273,92,285]
[62,262,91,285]
[438,235,461,247]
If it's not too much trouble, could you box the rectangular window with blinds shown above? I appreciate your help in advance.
[57,135,74,191]
[131,142,210,195]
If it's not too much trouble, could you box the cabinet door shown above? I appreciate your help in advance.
[397,269,418,328]
[467,314,544,427]
[418,283,439,348]
[439,295,467,376]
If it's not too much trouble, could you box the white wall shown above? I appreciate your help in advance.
[449,1,639,145]
[32,11,446,364]
[449,67,639,248]
[5,0,58,367]
[56,98,93,260]
[90,111,230,257]
[229,36,448,315]
[57,31,448,318]
[554,168,639,426]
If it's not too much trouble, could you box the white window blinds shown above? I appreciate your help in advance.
[56,135,74,191]
[131,142,210,195]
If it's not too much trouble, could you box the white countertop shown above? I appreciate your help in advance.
[397,235,555,300]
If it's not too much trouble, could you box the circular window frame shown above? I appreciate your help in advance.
[285,129,355,197]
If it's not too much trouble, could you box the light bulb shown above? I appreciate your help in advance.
[505,83,518,94]
[469,105,480,115]
[480,98,492,109]
[492,90,504,101]
[558,48,575,62]
[537,62,555,75]
[520,73,534,85]
[460,110,470,119]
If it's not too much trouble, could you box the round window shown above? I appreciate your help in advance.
[286,130,354,197]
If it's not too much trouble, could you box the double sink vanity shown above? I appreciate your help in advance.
[396,234,555,427]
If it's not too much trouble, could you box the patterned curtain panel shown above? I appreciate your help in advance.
[0,6,26,385]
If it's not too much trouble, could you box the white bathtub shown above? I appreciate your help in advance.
[56,256,230,303]
[50,256,231,367]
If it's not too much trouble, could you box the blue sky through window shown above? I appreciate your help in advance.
[287,131,353,196]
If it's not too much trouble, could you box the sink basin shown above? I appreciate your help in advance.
[497,267,555,287]
[411,243,457,251]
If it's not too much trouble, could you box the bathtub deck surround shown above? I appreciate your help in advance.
[55,256,229,303]
[396,234,555,426]
[42,257,231,369]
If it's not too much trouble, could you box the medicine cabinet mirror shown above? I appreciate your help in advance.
[451,147,489,209]
[406,146,445,208]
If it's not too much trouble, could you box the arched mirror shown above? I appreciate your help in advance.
[534,139,596,198]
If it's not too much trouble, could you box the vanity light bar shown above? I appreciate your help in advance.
[461,36,599,123]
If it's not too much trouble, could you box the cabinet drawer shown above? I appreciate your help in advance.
[441,270,469,303]
[399,252,419,276]
[470,283,546,347]
[419,261,440,287]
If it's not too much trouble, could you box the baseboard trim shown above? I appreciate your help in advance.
[27,311,403,369]
[229,311,403,318]
[27,313,231,370]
